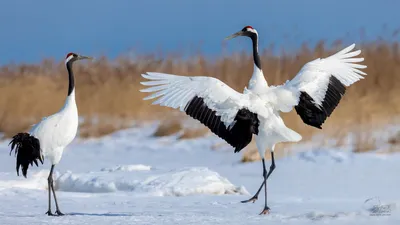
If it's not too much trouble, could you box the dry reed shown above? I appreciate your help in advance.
[1,40,399,157]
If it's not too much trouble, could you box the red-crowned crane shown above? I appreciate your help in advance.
[140,26,367,214]
[9,53,92,216]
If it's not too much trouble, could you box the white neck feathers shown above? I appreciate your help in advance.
[247,64,268,93]
[61,89,76,112]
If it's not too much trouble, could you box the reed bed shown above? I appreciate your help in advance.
[1,40,399,159]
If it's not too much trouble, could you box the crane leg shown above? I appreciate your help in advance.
[241,152,276,214]
[45,165,55,216]
[51,165,64,216]
[266,152,276,178]
[241,158,268,203]
[45,165,64,216]
[260,152,275,214]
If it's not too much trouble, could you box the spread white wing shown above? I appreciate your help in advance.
[140,72,259,152]
[271,43,367,128]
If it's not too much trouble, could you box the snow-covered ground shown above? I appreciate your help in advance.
[0,124,399,224]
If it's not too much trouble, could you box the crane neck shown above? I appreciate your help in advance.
[250,33,262,70]
[66,61,75,97]
[247,33,268,92]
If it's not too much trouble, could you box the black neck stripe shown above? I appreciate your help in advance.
[250,33,261,70]
[66,61,75,96]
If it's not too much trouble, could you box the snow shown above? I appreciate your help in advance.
[0,124,399,224]
[100,164,152,172]
[53,167,247,196]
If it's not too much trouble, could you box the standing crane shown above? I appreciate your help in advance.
[9,53,92,216]
[140,26,367,214]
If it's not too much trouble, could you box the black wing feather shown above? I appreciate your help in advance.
[9,133,43,178]
[184,96,259,153]
[295,76,346,129]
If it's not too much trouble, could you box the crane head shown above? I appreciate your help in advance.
[225,26,258,40]
[65,52,93,64]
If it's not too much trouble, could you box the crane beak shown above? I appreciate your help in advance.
[224,31,245,40]
[77,55,93,61]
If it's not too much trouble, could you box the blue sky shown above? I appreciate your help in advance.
[0,0,399,64]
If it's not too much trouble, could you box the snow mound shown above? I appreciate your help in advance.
[55,167,248,196]
[100,164,152,172]
[0,169,59,191]
[137,167,248,196]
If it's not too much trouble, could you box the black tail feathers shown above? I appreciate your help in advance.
[9,133,43,178]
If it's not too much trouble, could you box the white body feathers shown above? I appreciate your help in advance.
[30,90,78,164]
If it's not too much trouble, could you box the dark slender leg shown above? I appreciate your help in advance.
[266,152,276,179]
[260,183,270,214]
[241,152,276,208]
[260,152,275,214]
[49,165,64,216]
[52,182,64,215]
[240,180,264,203]
[241,158,268,203]
[45,165,55,216]
[45,165,64,216]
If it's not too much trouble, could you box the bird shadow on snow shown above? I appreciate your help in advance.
[0,214,38,218]
[283,211,353,221]
[68,212,134,217]
[0,212,134,218]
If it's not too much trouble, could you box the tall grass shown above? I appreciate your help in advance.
[0,40,399,143]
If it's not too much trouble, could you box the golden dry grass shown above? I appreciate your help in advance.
[152,120,208,139]
[0,40,399,156]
